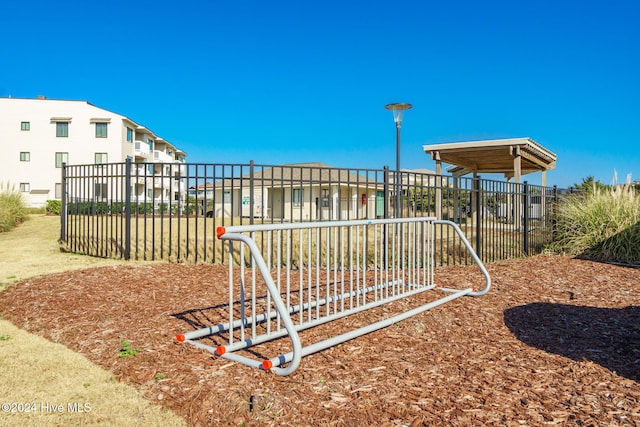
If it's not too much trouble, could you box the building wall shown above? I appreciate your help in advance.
[0,97,186,207]
[212,185,380,221]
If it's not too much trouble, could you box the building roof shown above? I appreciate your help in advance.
[194,163,438,191]
[423,137,557,178]
[216,162,384,188]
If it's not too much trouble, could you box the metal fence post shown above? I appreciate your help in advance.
[249,160,255,225]
[383,166,390,268]
[523,180,529,256]
[383,166,390,219]
[474,175,481,258]
[551,185,558,242]
[60,163,67,242]
[124,158,132,260]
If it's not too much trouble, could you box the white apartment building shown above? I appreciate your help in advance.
[0,97,187,207]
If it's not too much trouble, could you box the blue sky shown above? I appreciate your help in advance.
[2,0,638,188]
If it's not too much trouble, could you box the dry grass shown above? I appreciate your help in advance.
[0,214,185,426]
[0,215,142,290]
[61,215,245,263]
[61,214,531,266]
[0,320,185,427]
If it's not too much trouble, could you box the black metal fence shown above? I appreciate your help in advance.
[60,159,560,265]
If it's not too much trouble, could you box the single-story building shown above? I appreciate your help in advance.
[190,162,387,221]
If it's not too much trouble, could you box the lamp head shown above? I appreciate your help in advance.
[385,103,413,125]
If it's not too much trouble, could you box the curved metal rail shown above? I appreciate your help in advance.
[176,217,490,376]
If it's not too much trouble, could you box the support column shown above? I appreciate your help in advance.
[513,146,522,183]
[512,146,522,230]
[541,170,547,221]
[432,151,442,219]
[452,176,459,223]
[506,177,513,223]
[332,185,339,220]
[471,171,478,225]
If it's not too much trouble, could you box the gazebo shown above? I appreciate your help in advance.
[422,137,557,223]
[422,137,557,184]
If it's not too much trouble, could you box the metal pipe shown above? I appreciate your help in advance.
[178,217,490,376]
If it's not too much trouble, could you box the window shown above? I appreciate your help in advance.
[55,183,63,199]
[55,152,69,168]
[126,127,133,142]
[293,188,304,206]
[95,153,108,164]
[95,122,108,138]
[56,122,69,137]
[94,183,108,200]
[223,190,231,203]
[20,183,30,192]
[321,189,330,207]
[21,122,30,131]
[20,152,30,161]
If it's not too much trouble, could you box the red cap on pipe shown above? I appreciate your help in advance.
[216,226,226,239]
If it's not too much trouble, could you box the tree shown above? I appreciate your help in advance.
[572,176,608,193]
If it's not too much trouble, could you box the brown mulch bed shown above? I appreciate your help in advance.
[2,255,640,426]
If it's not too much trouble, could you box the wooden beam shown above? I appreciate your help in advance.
[519,149,549,169]
[451,167,473,177]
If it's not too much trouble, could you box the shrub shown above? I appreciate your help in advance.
[45,199,62,215]
[553,176,640,265]
[0,182,27,232]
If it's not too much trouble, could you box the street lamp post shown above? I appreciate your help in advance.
[385,103,412,217]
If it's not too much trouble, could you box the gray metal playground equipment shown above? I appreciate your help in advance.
[176,217,491,376]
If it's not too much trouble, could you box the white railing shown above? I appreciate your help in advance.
[153,151,173,163]
[134,141,150,157]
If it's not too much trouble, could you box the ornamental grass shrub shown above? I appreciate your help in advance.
[0,182,27,232]
[553,176,640,265]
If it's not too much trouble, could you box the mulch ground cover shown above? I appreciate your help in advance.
[2,254,639,426]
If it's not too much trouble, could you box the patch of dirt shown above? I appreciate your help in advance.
[2,255,640,426]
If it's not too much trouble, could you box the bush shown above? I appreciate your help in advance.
[0,182,27,232]
[134,202,154,214]
[553,177,640,265]
[45,200,62,215]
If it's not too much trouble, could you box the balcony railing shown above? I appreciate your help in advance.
[153,151,173,163]
[134,141,150,158]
